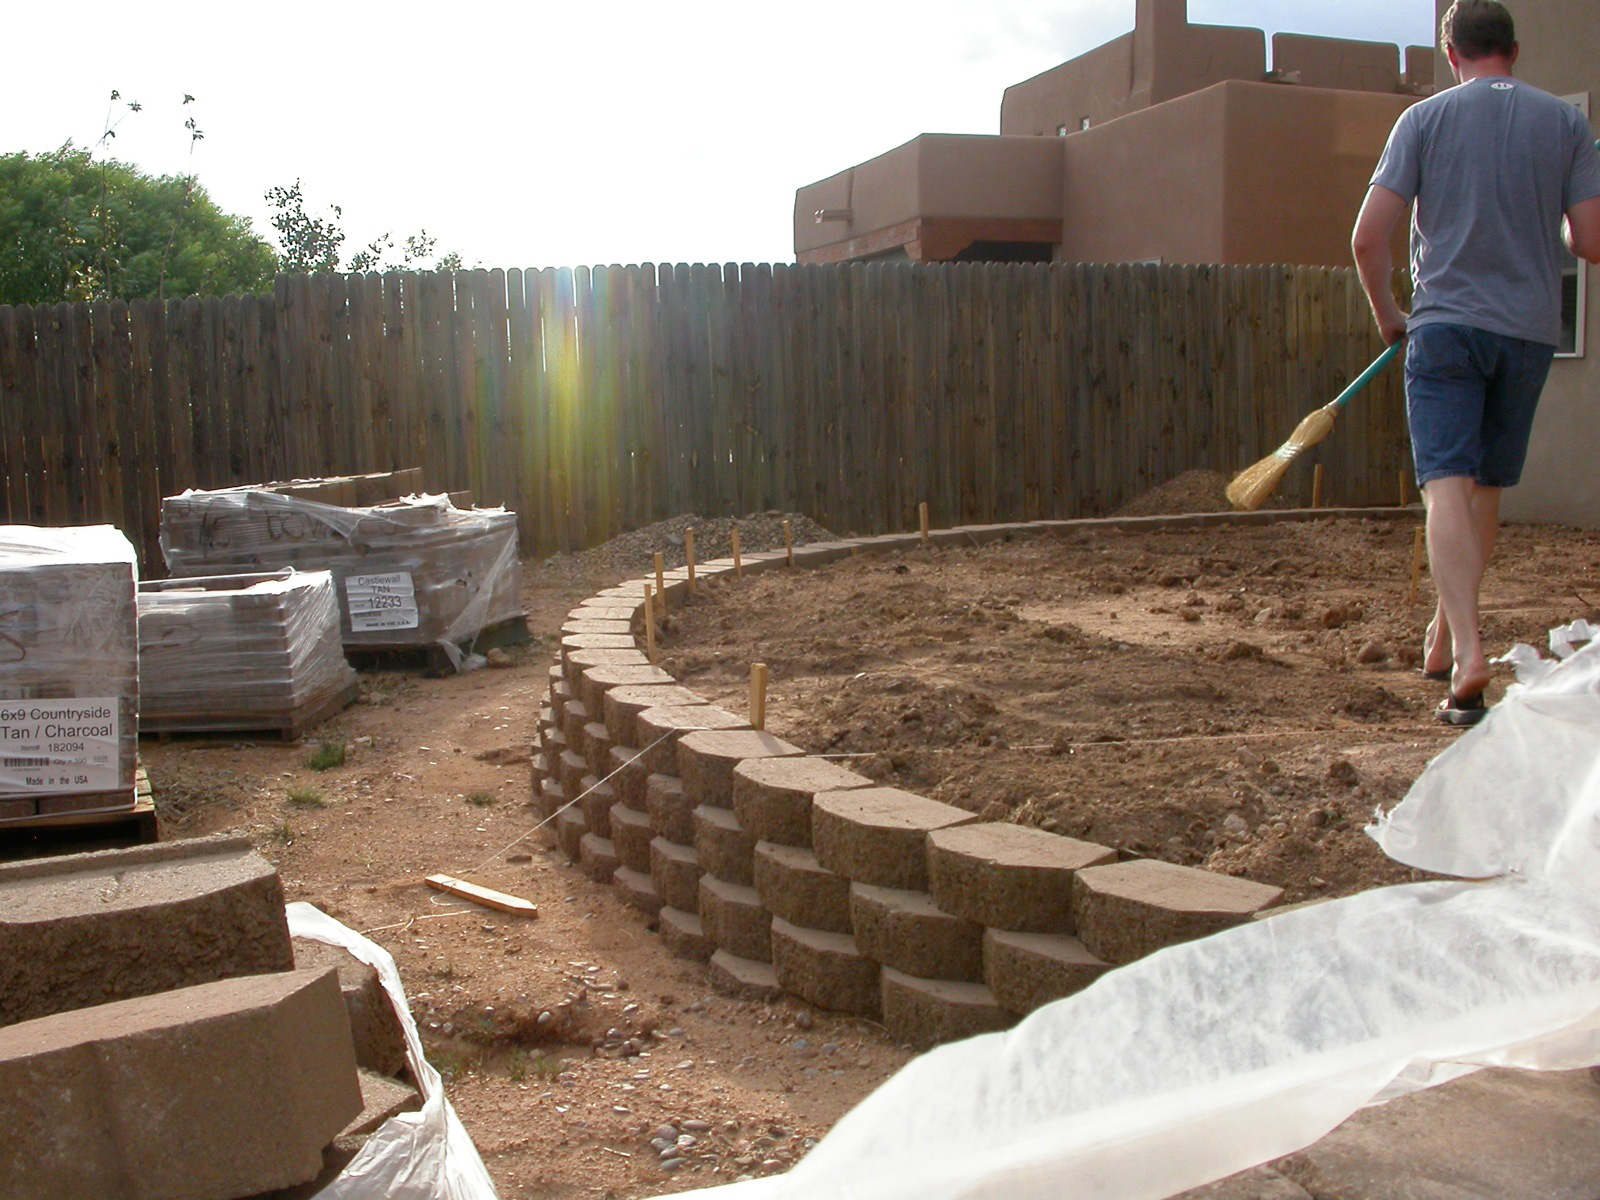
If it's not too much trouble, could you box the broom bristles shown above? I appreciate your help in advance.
[1225,404,1340,511]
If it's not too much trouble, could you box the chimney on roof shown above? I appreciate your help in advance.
[1132,0,1189,110]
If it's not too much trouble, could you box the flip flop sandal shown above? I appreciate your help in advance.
[1416,667,1451,683]
[1437,691,1487,727]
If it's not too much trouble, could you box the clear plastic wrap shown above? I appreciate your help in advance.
[159,488,523,664]
[137,570,358,731]
[659,626,1600,1200]
[0,525,139,819]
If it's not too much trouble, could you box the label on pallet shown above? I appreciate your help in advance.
[345,571,419,632]
[0,699,120,795]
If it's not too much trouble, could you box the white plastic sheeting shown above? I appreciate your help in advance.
[286,903,499,1200]
[662,628,1600,1200]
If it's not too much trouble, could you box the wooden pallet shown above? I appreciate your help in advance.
[346,613,533,675]
[0,768,159,851]
[139,681,360,742]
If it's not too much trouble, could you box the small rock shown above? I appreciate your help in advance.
[656,1124,679,1141]
[506,853,533,864]
[1321,604,1349,629]
[1327,759,1360,786]
[793,1010,814,1031]
[977,800,1009,822]
[1222,813,1250,839]
[660,1157,685,1171]
[683,1120,712,1133]
[1355,640,1387,664]
[486,648,513,668]
[1253,608,1274,625]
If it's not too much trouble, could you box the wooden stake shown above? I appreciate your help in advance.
[782,519,793,567]
[685,528,696,592]
[654,552,666,606]
[918,501,930,544]
[750,662,768,731]
[731,527,743,576]
[425,874,538,918]
[643,583,657,664]
[1398,470,1409,508]
[1408,527,1425,605]
[1311,464,1324,510]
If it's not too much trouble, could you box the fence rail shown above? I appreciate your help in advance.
[0,262,1408,573]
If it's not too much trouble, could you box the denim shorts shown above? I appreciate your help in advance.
[1405,322,1554,489]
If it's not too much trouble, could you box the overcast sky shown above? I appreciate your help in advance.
[2,1,1434,270]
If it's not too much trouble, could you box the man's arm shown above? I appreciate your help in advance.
[1566,195,1600,265]
[1351,184,1410,344]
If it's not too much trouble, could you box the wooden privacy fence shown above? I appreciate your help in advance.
[0,262,1408,573]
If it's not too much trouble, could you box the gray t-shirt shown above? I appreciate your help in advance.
[1370,76,1600,346]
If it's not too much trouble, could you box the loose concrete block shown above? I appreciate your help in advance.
[1072,860,1284,965]
[580,663,674,714]
[578,775,617,838]
[609,743,650,811]
[538,777,566,824]
[344,1068,424,1138]
[649,836,703,913]
[812,788,978,891]
[293,938,408,1078]
[753,841,854,934]
[581,720,614,778]
[677,729,804,808]
[769,917,881,1017]
[614,865,664,915]
[708,949,782,1000]
[0,968,361,1200]
[880,967,1016,1050]
[579,833,620,883]
[927,823,1116,933]
[604,683,708,747]
[733,756,874,848]
[609,802,656,873]
[659,905,715,962]
[982,929,1110,1016]
[635,705,751,774]
[560,699,591,750]
[693,804,757,886]
[555,805,588,863]
[849,883,984,983]
[699,875,773,962]
[565,648,652,689]
[647,773,695,843]
[0,835,294,1028]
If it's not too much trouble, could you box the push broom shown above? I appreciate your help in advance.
[1225,340,1402,510]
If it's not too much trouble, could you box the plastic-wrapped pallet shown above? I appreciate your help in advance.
[159,488,523,666]
[0,526,139,824]
[137,570,359,736]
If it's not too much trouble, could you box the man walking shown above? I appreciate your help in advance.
[1351,0,1600,725]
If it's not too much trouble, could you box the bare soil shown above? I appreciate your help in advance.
[107,497,1600,1199]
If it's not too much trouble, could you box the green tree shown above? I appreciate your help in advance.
[265,179,465,274]
[0,144,277,305]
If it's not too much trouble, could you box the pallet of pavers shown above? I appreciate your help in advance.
[158,470,527,667]
[0,525,141,827]
[137,569,360,739]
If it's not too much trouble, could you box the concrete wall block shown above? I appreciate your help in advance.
[753,841,854,934]
[927,823,1117,933]
[566,649,652,691]
[555,805,588,864]
[849,883,984,983]
[811,788,978,891]
[635,705,752,775]
[983,928,1110,1016]
[581,721,614,779]
[292,938,408,1079]
[609,744,650,812]
[692,804,758,886]
[769,918,882,1017]
[603,683,708,747]
[647,773,695,843]
[0,968,362,1200]
[1072,860,1284,965]
[614,866,664,915]
[677,729,805,809]
[538,777,567,823]
[540,722,568,766]
[578,775,617,838]
[708,949,782,1000]
[880,967,1015,1051]
[557,749,589,797]
[579,833,620,883]
[560,699,591,749]
[659,905,715,962]
[649,837,704,914]
[732,756,875,848]
[549,678,571,723]
[609,803,657,873]
[579,663,674,715]
[699,876,774,963]
[0,834,294,1028]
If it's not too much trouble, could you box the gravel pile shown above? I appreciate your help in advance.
[1114,470,1237,517]
[540,512,836,578]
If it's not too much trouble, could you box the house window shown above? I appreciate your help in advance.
[1080,116,1091,131]
[1559,93,1589,358]
[1056,124,1069,136]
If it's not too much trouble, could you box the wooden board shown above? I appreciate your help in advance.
[425,873,538,917]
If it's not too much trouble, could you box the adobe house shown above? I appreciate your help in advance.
[793,0,1431,269]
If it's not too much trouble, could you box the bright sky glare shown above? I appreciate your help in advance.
[2,1,1433,271]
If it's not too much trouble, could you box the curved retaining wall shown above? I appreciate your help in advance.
[531,507,1415,1049]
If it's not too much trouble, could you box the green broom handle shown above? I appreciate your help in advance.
[1330,339,1402,412]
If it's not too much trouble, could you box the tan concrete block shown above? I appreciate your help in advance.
[982,928,1110,1015]
[560,632,638,663]
[537,777,566,823]
[540,722,568,766]
[647,772,695,843]
[578,774,617,838]
[293,938,408,1077]
[609,743,650,811]
[603,684,708,747]
[549,678,571,722]
[880,967,1015,1050]
[609,802,656,873]
[344,1068,423,1138]
[699,876,773,962]
[635,705,751,775]
[849,883,984,983]
[560,700,591,755]
[570,603,639,623]
[0,968,361,1200]
[693,804,757,886]
[579,833,619,883]
[769,917,881,1017]
[565,648,652,689]
[812,788,978,890]
[649,836,703,913]
[614,865,664,915]
[557,749,588,797]
[580,663,674,714]
[560,618,634,636]
[732,756,874,848]
[927,823,1116,933]
[753,841,853,934]
[0,835,293,1028]
[581,720,614,779]
[708,949,782,1000]
[1072,860,1284,965]
[555,805,588,863]
[677,729,805,808]
[659,905,714,962]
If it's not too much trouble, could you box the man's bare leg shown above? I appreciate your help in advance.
[1421,484,1502,676]
[1422,476,1497,698]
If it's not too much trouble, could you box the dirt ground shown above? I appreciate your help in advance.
[103,489,1600,1199]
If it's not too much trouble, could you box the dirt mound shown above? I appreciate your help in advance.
[1114,469,1235,517]
[540,512,836,579]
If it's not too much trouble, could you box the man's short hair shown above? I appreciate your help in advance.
[1440,1,1517,60]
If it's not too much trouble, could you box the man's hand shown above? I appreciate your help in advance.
[1351,185,1411,342]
